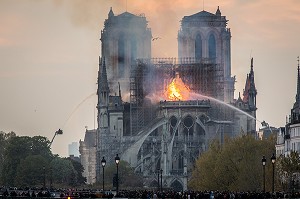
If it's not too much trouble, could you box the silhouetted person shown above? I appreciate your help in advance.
[3,189,9,197]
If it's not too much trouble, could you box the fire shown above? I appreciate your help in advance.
[165,75,190,101]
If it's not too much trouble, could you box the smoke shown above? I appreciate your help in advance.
[56,0,232,103]
[54,0,229,57]
[144,92,165,104]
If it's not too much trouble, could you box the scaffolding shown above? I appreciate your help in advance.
[130,58,224,135]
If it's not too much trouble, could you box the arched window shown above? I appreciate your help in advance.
[170,180,183,192]
[118,34,125,77]
[195,34,202,60]
[131,38,137,62]
[208,34,216,60]
[103,112,108,127]
[178,151,184,169]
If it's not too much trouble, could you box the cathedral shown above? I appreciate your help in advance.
[80,6,257,190]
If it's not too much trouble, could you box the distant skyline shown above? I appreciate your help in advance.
[0,0,299,157]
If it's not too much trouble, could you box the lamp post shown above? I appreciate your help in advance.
[160,169,163,192]
[157,169,160,191]
[271,153,276,194]
[115,154,120,196]
[261,156,266,192]
[43,166,46,189]
[50,167,53,190]
[101,157,106,192]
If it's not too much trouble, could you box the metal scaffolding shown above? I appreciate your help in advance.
[129,58,224,135]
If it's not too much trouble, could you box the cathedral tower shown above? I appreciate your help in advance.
[97,56,124,166]
[100,8,152,98]
[178,6,234,103]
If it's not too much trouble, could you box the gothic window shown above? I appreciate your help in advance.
[183,115,194,128]
[178,151,184,169]
[118,34,125,77]
[170,180,183,192]
[183,115,194,137]
[131,38,137,62]
[169,116,178,135]
[208,34,216,60]
[103,112,108,127]
[195,34,202,60]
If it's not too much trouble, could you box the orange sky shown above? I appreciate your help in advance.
[0,0,300,156]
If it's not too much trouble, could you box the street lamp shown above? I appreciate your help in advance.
[50,167,53,190]
[101,157,106,192]
[160,169,163,192]
[115,154,120,196]
[261,156,266,192]
[43,166,46,189]
[157,169,160,191]
[271,153,276,193]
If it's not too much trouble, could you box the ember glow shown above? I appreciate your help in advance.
[165,75,190,101]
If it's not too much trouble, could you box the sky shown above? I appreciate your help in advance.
[1,0,300,157]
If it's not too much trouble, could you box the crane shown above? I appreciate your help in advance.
[50,129,63,147]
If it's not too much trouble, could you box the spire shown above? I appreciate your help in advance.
[243,58,257,109]
[98,57,109,92]
[296,56,300,104]
[108,7,114,18]
[243,74,249,102]
[249,58,255,89]
[291,57,300,123]
[216,6,221,16]
[118,82,121,98]
[236,91,243,103]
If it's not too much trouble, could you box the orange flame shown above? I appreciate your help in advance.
[165,75,190,101]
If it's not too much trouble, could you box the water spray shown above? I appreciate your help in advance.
[61,92,97,129]
[189,92,262,123]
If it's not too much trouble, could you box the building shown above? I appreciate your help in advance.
[276,60,300,156]
[68,142,80,157]
[178,6,234,103]
[257,126,278,140]
[79,129,97,184]
[81,7,258,190]
[100,7,152,97]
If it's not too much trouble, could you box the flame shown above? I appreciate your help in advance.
[165,75,190,101]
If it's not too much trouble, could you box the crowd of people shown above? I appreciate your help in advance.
[1,187,300,198]
[114,190,299,198]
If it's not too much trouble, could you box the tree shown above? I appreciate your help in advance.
[15,155,49,187]
[31,136,52,159]
[67,157,87,186]
[189,135,276,192]
[277,151,300,191]
[189,139,221,190]
[1,135,52,185]
[0,131,16,184]
[50,157,77,186]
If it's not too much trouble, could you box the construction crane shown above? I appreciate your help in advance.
[50,129,63,147]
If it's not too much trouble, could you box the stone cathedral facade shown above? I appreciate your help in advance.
[178,7,235,103]
[80,7,258,190]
